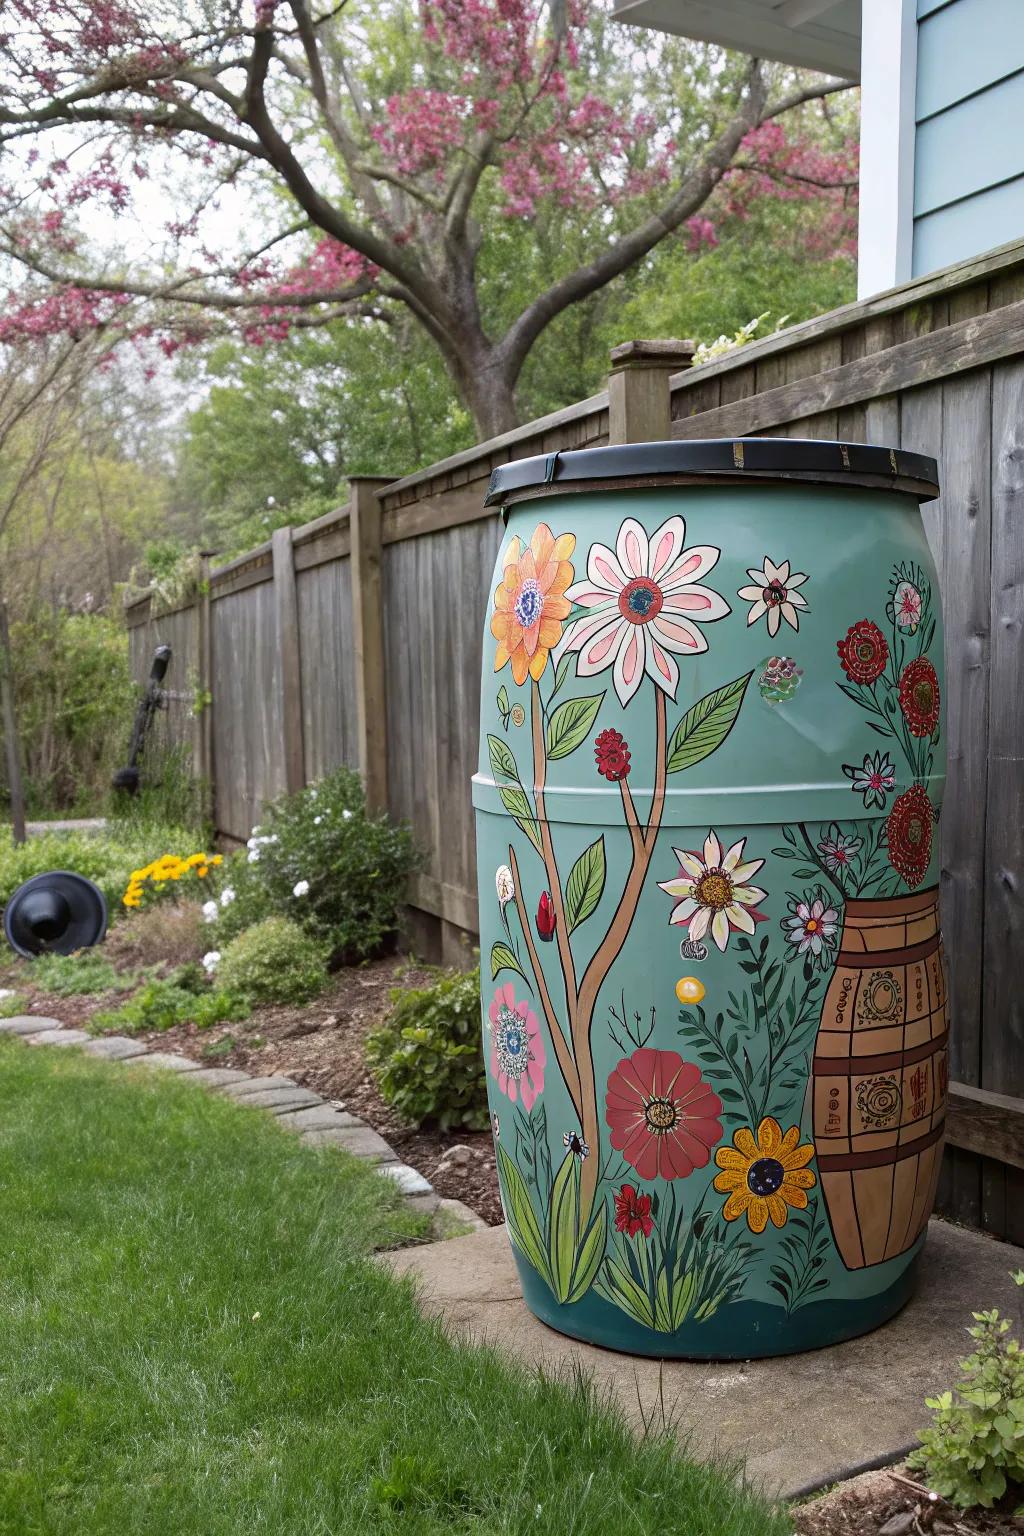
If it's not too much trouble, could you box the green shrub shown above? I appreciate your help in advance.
[215,917,328,1006]
[28,949,135,998]
[366,964,487,1131]
[90,978,249,1036]
[208,767,418,962]
[0,825,195,920]
[0,992,24,1018]
[908,1270,1024,1508]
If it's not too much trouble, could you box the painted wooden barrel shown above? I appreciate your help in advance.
[812,889,948,1269]
[474,439,944,1359]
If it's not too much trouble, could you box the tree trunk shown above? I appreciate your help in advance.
[460,364,520,441]
[0,601,26,844]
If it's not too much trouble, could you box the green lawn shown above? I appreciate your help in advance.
[0,1040,788,1535]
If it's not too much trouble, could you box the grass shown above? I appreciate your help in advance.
[0,1041,788,1536]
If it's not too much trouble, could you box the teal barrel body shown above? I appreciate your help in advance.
[472,440,945,1359]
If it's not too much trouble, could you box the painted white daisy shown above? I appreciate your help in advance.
[737,556,809,636]
[554,515,730,707]
[658,830,768,953]
[782,896,839,963]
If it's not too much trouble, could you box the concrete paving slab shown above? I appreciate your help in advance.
[0,1016,62,1035]
[26,1028,89,1046]
[276,1106,359,1133]
[219,1076,298,1096]
[385,1218,1024,1499]
[300,1125,396,1161]
[180,1068,251,1086]
[234,1087,323,1114]
[81,1037,149,1060]
[131,1053,204,1072]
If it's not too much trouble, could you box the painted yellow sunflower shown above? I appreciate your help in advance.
[490,523,575,685]
[713,1117,816,1233]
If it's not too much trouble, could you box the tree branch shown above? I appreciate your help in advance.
[499,62,770,383]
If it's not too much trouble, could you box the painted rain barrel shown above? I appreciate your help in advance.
[472,439,946,1360]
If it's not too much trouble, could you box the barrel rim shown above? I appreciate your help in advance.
[484,438,940,507]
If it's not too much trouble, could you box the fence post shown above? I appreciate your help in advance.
[349,477,392,813]
[607,339,695,443]
[272,526,306,795]
[194,554,215,824]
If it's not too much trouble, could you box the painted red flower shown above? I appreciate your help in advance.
[594,728,631,781]
[605,1047,723,1181]
[613,1184,653,1239]
[898,657,940,737]
[536,890,556,941]
[886,784,934,888]
[837,619,889,684]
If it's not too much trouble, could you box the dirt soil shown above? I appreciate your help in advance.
[1,951,503,1225]
[794,1466,1024,1536]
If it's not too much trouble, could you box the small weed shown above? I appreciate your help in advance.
[29,950,136,998]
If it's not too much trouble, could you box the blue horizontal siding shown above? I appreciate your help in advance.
[914,68,1024,216]
[913,175,1024,273]
[917,0,1024,118]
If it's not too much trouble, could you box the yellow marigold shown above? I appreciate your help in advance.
[211,854,223,866]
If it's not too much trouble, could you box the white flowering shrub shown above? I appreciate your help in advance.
[691,312,789,368]
[209,767,419,962]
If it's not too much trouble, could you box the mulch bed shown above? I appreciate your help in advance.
[1,952,503,1225]
[794,1466,1024,1536]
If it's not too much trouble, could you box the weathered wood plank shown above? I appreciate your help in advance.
[945,1082,1024,1171]
[349,480,390,811]
[272,527,305,796]
[983,361,1024,1100]
[672,300,1024,440]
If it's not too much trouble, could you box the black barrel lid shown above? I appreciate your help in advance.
[485,438,939,507]
[3,870,108,958]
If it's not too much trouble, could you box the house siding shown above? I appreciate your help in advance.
[912,0,1024,275]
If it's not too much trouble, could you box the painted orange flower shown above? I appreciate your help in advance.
[491,523,575,684]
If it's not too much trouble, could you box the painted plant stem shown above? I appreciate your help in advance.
[531,680,580,1020]
[508,842,582,1114]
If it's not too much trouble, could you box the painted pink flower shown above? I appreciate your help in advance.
[488,983,546,1109]
[554,516,730,707]
[605,1047,723,1181]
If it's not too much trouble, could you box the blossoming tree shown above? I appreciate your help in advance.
[0,0,856,439]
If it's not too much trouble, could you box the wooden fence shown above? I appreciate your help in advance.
[126,241,1024,1242]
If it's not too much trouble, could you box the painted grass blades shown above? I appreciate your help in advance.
[496,1142,550,1282]
[547,1150,607,1305]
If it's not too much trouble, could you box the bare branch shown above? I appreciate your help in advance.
[761,77,856,122]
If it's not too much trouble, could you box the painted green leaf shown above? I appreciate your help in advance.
[490,941,527,985]
[497,784,543,854]
[666,670,753,774]
[487,732,519,782]
[552,650,576,698]
[497,685,509,716]
[564,835,606,932]
[599,1252,656,1330]
[497,1143,550,1282]
[545,692,604,761]
[567,1204,608,1305]
[547,1151,580,1303]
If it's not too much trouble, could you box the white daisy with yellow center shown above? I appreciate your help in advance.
[658,829,767,953]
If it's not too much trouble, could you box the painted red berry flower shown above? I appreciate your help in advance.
[605,1047,723,1181]
[536,890,556,941]
[594,728,631,781]
[613,1184,654,1239]
[886,784,934,888]
[897,657,940,737]
[837,619,889,684]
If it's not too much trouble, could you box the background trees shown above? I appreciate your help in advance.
[0,1,857,440]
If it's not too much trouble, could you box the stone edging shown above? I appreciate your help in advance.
[0,1015,487,1235]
